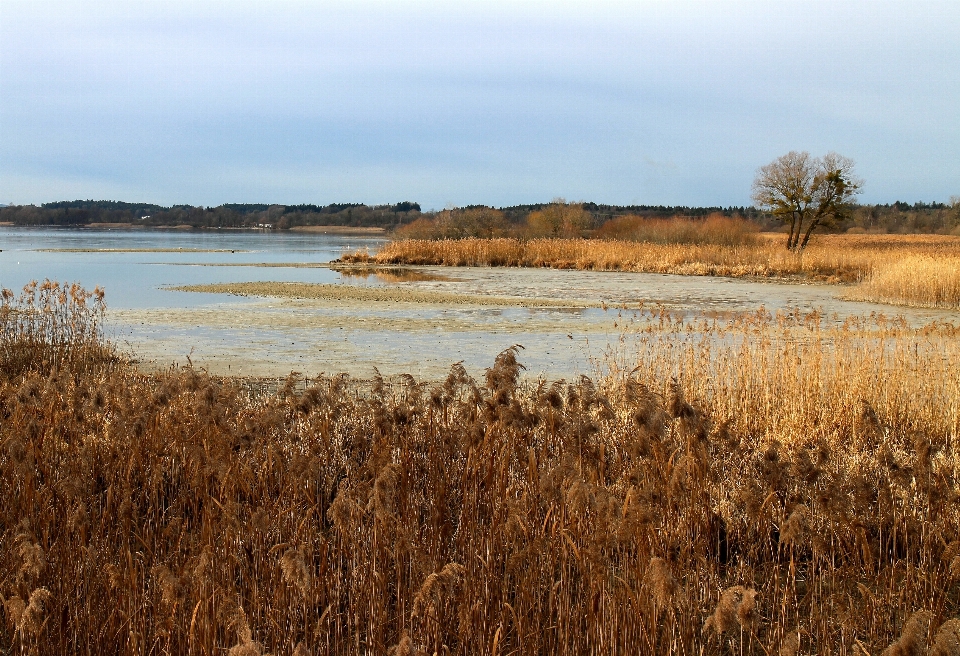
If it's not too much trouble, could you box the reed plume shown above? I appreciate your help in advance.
[929,619,960,656]
[882,611,932,656]
[0,282,958,654]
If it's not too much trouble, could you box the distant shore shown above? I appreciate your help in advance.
[0,223,388,235]
[288,225,387,235]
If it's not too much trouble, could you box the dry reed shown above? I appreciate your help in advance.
[0,279,115,377]
[854,255,960,309]
[341,233,960,307]
[1,283,958,654]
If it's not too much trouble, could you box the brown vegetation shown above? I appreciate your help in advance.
[342,232,960,279]
[1,283,959,654]
[853,255,960,309]
[0,280,116,378]
[594,213,759,246]
[341,233,960,308]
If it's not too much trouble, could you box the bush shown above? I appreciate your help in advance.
[595,213,759,246]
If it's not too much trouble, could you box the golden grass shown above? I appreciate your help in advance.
[387,233,960,275]
[342,233,960,307]
[853,255,960,309]
[0,280,117,378]
[1,284,959,654]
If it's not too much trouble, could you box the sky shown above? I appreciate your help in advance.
[1,0,958,210]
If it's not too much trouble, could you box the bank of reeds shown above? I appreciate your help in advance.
[853,255,960,309]
[340,233,960,307]
[0,279,115,378]
[1,284,959,655]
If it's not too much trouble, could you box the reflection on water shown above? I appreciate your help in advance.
[0,227,386,308]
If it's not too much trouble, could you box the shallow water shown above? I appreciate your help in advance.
[2,227,956,379]
[0,226,383,307]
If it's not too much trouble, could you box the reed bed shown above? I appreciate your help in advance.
[1,285,959,655]
[343,233,960,285]
[853,255,960,309]
[0,280,116,378]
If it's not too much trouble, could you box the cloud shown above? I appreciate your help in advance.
[1,0,958,206]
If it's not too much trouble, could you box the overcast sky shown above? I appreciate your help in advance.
[1,0,958,209]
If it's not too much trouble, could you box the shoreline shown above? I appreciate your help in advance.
[0,223,388,235]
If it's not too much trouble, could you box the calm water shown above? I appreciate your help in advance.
[0,226,384,308]
[1,227,955,379]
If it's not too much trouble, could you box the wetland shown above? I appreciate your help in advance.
[1,226,957,379]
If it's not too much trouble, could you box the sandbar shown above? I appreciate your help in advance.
[172,281,599,308]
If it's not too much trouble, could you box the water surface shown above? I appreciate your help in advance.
[2,227,955,379]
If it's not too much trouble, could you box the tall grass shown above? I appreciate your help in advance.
[342,233,960,306]
[854,255,960,309]
[0,280,113,377]
[1,285,959,654]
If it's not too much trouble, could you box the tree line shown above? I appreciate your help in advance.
[2,197,958,238]
[0,201,422,230]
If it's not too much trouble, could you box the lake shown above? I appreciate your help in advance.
[1,226,955,379]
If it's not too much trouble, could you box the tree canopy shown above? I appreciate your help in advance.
[752,151,863,251]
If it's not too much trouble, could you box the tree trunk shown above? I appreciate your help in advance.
[787,212,799,250]
[798,218,821,251]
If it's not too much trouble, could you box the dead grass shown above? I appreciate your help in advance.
[0,280,117,378]
[1,283,958,654]
[341,233,960,306]
[853,255,960,309]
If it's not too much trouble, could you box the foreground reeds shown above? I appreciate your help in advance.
[1,284,959,655]
[342,233,960,308]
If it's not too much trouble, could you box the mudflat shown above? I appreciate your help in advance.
[172,281,599,307]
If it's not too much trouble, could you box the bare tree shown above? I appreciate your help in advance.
[752,151,863,251]
[526,199,591,238]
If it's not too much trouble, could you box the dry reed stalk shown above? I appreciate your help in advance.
[342,233,960,307]
[1,282,958,654]
[854,255,960,309]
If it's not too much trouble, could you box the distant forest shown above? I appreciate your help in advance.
[1,199,958,235]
